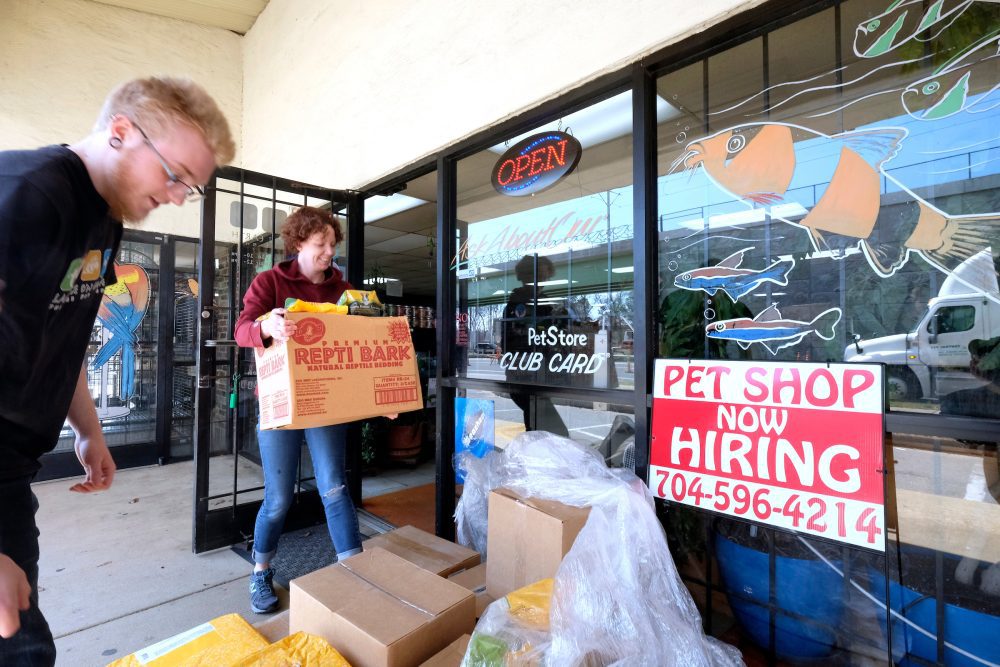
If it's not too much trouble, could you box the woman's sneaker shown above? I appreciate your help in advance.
[249,568,279,614]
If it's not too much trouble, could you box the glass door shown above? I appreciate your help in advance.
[192,166,357,553]
[38,231,179,480]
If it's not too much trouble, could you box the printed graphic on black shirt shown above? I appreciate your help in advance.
[49,248,114,311]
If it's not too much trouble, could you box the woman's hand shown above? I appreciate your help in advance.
[262,308,296,343]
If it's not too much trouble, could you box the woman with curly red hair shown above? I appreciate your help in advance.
[234,205,361,614]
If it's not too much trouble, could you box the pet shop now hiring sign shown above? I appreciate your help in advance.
[650,359,887,550]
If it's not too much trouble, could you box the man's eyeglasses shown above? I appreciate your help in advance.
[132,122,205,202]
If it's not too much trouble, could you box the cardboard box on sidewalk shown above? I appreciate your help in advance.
[255,314,423,430]
[419,634,471,667]
[364,525,481,577]
[486,488,590,598]
[447,563,489,618]
[290,547,475,667]
[253,609,289,643]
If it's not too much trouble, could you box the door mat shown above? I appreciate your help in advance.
[230,509,395,589]
[362,482,437,535]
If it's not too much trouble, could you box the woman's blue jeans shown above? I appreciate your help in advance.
[253,423,361,562]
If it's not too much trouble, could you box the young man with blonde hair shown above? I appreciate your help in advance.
[0,76,234,664]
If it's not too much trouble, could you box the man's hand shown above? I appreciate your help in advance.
[0,554,30,638]
[67,365,116,492]
[70,432,116,493]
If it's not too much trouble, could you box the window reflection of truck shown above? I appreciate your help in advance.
[844,249,999,401]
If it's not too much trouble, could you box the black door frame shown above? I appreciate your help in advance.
[192,166,359,553]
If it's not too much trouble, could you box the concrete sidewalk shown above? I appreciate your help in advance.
[33,458,433,666]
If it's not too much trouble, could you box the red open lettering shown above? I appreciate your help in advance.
[528,147,546,177]
[495,159,516,186]
[547,139,568,168]
[513,154,531,182]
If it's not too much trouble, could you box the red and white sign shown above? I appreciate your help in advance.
[456,311,469,347]
[650,360,886,550]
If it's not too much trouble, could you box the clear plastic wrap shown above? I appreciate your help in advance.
[457,431,745,666]
[454,448,504,557]
[462,580,554,666]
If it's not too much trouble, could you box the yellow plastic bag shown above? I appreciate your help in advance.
[336,290,383,316]
[505,578,553,631]
[107,614,268,667]
[464,581,554,665]
[284,298,348,315]
[335,290,381,307]
[232,631,352,666]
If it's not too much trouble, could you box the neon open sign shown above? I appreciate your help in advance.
[491,131,583,196]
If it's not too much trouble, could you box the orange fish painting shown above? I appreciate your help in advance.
[680,122,1000,290]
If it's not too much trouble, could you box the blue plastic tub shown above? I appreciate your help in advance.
[715,534,847,660]
[868,564,1000,667]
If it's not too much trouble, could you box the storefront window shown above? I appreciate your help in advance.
[656,1,1000,414]
[655,2,1000,662]
[455,91,636,394]
[54,240,161,454]
[455,388,635,467]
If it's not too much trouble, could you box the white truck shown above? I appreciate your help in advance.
[845,250,1000,401]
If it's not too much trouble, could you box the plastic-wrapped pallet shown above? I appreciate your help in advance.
[455,431,744,666]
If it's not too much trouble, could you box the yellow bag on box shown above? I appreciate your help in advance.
[107,613,268,667]
[505,578,553,631]
[336,290,383,316]
[284,298,348,315]
[466,580,554,665]
[232,631,351,666]
[336,290,381,307]
[254,300,348,323]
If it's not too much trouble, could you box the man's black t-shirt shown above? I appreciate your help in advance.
[0,145,122,479]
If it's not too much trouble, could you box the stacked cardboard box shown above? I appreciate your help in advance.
[419,634,471,667]
[290,548,475,667]
[363,524,480,577]
[253,609,289,643]
[485,487,590,598]
[447,563,488,618]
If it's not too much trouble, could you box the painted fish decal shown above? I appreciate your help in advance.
[706,303,842,355]
[902,31,1000,120]
[681,122,1000,285]
[854,0,978,58]
[674,248,795,302]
